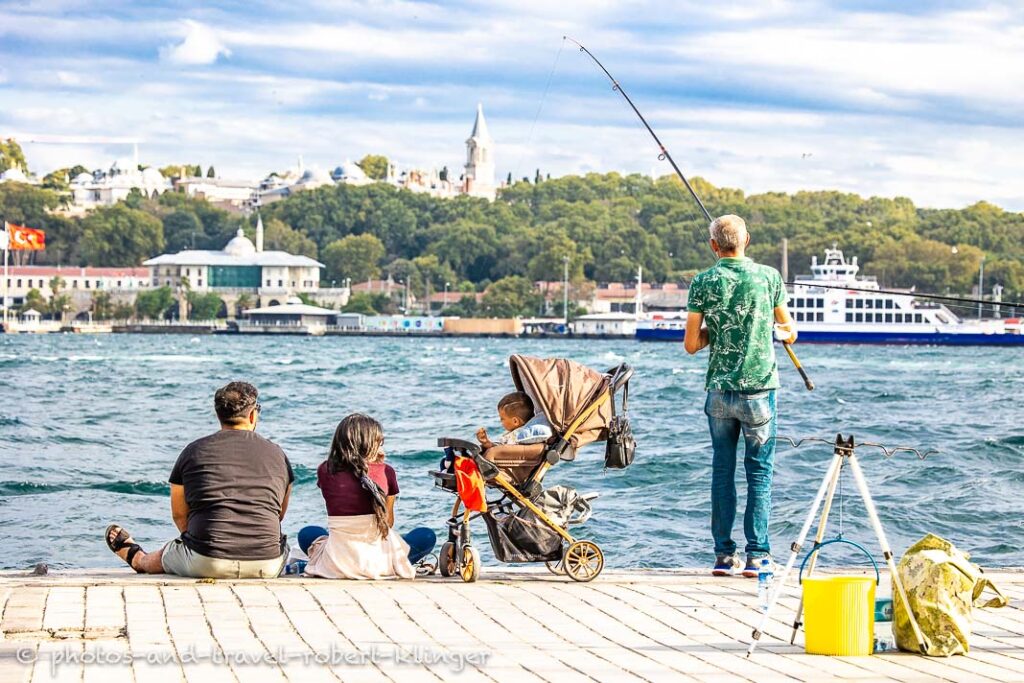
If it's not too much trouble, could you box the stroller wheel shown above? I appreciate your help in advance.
[439,542,456,578]
[460,546,480,583]
[564,540,604,583]
[545,559,566,575]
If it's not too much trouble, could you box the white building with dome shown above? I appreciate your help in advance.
[69,148,172,212]
[143,220,326,314]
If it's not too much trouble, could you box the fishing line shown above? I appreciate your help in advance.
[786,281,1024,313]
[566,36,815,391]
[513,39,565,184]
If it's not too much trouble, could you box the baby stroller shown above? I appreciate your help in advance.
[431,354,634,582]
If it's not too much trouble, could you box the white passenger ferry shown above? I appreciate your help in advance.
[637,249,1024,345]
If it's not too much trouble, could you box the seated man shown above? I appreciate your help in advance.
[105,381,294,578]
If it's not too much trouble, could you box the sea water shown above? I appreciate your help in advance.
[1,334,1021,570]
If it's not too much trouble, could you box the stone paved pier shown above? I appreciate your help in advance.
[1,568,1021,682]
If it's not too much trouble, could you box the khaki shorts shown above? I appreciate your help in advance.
[160,539,287,579]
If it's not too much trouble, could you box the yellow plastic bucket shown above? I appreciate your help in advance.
[802,576,876,655]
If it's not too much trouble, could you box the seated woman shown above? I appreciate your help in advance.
[299,413,436,579]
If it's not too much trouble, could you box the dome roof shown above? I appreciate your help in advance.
[296,167,334,186]
[72,172,93,185]
[141,167,165,184]
[285,296,303,305]
[223,228,256,258]
[337,159,368,180]
[0,168,28,182]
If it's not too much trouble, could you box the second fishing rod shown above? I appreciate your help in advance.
[564,36,815,391]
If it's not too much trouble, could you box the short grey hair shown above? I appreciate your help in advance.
[709,214,748,252]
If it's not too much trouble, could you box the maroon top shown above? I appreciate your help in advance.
[317,461,399,516]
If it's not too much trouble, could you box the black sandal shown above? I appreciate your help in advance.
[105,524,145,573]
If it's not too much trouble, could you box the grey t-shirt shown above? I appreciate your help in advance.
[169,430,294,560]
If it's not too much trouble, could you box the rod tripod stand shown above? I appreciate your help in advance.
[746,434,929,657]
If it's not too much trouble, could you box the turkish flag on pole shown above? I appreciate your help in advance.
[6,223,45,251]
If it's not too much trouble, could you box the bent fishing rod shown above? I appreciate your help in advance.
[565,36,815,391]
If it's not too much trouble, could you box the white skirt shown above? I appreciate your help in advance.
[304,514,415,580]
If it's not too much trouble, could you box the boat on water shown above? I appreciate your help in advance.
[636,248,1024,345]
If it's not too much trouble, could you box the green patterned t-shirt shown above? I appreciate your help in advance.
[687,257,787,391]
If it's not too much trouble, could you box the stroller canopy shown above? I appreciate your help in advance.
[508,355,612,449]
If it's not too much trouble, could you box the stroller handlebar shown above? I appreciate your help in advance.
[437,437,482,455]
[606,363,634,393]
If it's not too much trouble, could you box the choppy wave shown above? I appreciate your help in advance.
[2,333,1023,570]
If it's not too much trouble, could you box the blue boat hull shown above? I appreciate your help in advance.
[635,328,1024,346]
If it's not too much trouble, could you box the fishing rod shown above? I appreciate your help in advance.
[565,36,815,391]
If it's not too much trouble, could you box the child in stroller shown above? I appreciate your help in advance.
[431,354,634,583]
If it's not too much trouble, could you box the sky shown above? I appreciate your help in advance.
[1,0,1022,210]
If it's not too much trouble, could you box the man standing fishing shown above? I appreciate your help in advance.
[684,215,797,577]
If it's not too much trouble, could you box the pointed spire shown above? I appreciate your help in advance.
[255,213,264,253]
[469,103,490,141]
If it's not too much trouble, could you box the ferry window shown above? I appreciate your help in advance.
[816,312,824,321]
[885,313,893,323]
[796,298,803,307]
[856,300,863,309]
[886,300,894,309]
[846,313,854,322]
[846,300,853,309]
[867,299,875,309]
[855,313,863,322]
[916,314,923,323]
[795,312,803,322]
[817,298,825,308]
[895,313,903,323]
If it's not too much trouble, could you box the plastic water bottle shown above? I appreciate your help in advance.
[284,559,307,575]
[873,635,895,653]
[757,558,774,612]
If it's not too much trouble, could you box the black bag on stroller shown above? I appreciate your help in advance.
[482,485,595,563]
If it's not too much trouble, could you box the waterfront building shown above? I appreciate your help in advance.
[1,265,150,319]
[570,312,639,337]
[143,222,326,315]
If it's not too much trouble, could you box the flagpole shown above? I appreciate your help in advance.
[2,221,9,331]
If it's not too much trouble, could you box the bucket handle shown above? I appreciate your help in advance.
[798,538,880,585]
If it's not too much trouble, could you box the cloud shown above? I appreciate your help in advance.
[2,1,1023,211]
[159,20,230,66]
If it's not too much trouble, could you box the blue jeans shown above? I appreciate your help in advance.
[705,389,777,558]
[298,525,437,564]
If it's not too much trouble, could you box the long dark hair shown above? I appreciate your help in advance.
[327,413,390,539]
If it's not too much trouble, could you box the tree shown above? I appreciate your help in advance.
[235,293,253,317]
[480,276,541,317]
[322,234,386,282]
[135,286,175,320]
[80,205,164,266]
[19,289,47,314]
[0,139,28,174]
[91,291,113,320]
[263,218,317,257]
[357,154,388,181]
[48,277,68,321]
[162,210,204,251]
[187,292,224,320]
[342,292,390,315]
[112,302,135,320]
[206,166,216,178]
[41,169,70,192]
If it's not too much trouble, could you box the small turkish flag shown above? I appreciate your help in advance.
[6,223,45,251]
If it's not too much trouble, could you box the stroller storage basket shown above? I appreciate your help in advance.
[483,508,563,563]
